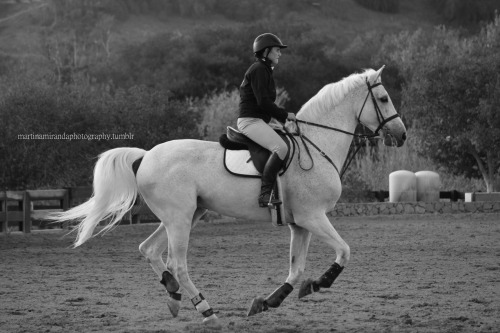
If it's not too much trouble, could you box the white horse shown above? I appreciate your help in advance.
[51,66,406,326]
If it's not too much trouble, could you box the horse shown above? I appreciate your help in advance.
[50,66,406,326]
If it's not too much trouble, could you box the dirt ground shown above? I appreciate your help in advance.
[1,213,499,333]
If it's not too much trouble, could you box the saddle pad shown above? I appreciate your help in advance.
[224,149,261,178]
[223,149,290,226]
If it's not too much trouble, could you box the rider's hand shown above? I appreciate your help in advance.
[287,112,296,121]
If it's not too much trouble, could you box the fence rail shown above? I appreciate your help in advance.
[0,188,473,234]
[368,190,465,202]
[1,187,156,234]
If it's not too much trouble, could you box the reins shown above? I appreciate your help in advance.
[286,78,401,180]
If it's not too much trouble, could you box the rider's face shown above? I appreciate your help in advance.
[267,47,281,66]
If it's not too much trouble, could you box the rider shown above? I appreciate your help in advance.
[237,33,296,207]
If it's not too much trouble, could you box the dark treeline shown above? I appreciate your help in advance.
[435,0,500,24]
[354,0,400,13]
[108,21,352,112]
[48,0,500,23]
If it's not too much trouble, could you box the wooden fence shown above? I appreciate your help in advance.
[0,187,156,234]
[1,188,470,234]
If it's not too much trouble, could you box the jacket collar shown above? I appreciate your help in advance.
[258,58,274,70]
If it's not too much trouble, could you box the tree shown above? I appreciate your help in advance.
[110,21,351,111]
[41,0,114,85]
[434,0,500,25]
[378,16,500,192]
[354,0,400,14]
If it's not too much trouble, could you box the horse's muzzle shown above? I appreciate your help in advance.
[383,129,407,147]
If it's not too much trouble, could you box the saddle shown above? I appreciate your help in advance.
[218,126,292,227]
[219,127,291,174]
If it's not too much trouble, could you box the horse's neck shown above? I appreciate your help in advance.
[297,100,357,176]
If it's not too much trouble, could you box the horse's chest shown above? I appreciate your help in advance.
[287,175,341,206]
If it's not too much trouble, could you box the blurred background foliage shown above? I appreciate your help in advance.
[1,0,499,195]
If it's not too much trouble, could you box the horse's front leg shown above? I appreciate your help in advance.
[247,224,311,316]
[297,213,349,299]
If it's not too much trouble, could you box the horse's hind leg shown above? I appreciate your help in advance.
[139,208,208,318]
[162,211,221,326]
[139,224,182,317]
[139,225,168,277]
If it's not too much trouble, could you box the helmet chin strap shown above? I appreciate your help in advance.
[263,48,270,61]
[262,48,276,69]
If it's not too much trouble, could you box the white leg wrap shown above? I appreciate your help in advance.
[191,293,214,318]
[195,300,210,313]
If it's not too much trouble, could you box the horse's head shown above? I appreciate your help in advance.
[357,66,407,147]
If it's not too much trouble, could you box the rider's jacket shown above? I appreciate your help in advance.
[238,58,288,123]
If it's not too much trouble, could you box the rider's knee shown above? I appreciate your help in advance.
[272,141,288,160]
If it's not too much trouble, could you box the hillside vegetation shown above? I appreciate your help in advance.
[1,0,499,194]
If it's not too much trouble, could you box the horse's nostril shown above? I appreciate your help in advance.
[402,133,407,141]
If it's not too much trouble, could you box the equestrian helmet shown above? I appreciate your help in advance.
[253,33,287,53]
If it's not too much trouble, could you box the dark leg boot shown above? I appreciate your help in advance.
[258,152,284,207]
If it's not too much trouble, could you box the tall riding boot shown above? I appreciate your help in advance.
[259,152,284,207]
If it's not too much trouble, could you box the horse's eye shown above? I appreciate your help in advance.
[380,96,388,103]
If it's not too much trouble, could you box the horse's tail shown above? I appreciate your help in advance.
[51,147,146,247]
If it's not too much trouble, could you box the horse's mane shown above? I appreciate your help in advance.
[297,69,377,117]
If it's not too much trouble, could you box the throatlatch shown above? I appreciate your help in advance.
[298,263,344,298]
[160,271,181,301]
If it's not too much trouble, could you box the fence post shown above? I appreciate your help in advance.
[1,191,6,233]
[62,189,69,229]
[23,191,31,233]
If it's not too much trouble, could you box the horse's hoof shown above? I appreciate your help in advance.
[298,278,314,299]
[247,296,267,316]
[203,314,222,329]
[166,297,181,318]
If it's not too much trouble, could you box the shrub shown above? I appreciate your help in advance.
[0,79,201,189]
[198,89,240,141]
[343,128,486,193]
[197,87,290,141]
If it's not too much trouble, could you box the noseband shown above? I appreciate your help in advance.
[358,79,401,135]
[288,79,401,179]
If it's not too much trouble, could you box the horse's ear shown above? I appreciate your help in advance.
[373,65,385,82]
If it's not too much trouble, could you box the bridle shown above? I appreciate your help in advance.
[358,79,401,135]
[285,78,401,179]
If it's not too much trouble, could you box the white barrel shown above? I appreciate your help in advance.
[389,170,417,202]
[415,171,441,202]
